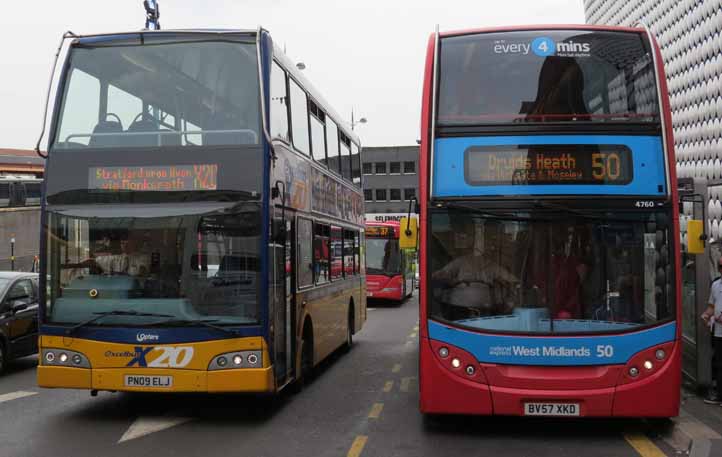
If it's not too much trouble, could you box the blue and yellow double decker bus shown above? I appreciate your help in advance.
[37,28,366,394]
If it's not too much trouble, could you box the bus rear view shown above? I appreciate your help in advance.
[418,26,680,418]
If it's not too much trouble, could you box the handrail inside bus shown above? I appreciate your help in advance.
[62,129,259,147]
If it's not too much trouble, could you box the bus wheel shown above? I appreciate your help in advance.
[292,324,314,394]
[0,341,6,374]
[344,305,354,352]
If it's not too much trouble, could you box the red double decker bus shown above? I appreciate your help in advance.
[365,221,415,302]
[417,25,681,417]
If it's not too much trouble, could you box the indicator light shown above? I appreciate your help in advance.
[45,352,55,363]
[217,356,228,367]
[655,349,666,360]
[465,365,476,376]
[629,367,639,377]
[72,354,82,365]
[439,347,449,358]
[247,354,259,365]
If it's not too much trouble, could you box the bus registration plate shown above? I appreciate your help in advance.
[124,375,173,388]
[523,402,579,416]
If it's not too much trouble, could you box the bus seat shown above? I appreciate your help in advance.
[125,117,159,147]
[89,120,123,147]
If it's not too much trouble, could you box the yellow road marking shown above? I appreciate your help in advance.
[413,325,419,331]
[368,402,384,419]
[347,435,368,457]
[409,332,417,338]
[382,380,394,393]
[405,340,414,346]
[392,363,401,373]
[400,376,413,392]
[623,433,667,457]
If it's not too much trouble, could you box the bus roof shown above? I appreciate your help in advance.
[438,24,645,39]
[69,28,360,147]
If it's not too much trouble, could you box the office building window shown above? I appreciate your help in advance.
[403,161,416,174]
[362,162,372,174]
[390,161,401,174]
[375,189,387,201]
[389,188,401,201]
[375,162,387,174]
[404,188,416,201]
[364,189,373,201]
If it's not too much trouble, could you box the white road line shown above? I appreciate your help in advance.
[118,415,192,443]
[0,391,37,404]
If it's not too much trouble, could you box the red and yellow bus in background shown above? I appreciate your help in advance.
[365,221,415,302]
[416,25,683,418]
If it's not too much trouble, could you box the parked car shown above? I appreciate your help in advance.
[0,272,39,373]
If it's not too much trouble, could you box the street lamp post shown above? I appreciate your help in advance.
[351,109,367,130]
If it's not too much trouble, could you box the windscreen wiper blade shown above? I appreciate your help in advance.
[532,200,604,220]
[66,310,174,335]
[150,318,241,336]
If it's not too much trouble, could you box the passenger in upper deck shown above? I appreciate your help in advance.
[526,56,589,120]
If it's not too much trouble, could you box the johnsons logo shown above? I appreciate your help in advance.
[493,36,591,57]
[136,333,160,342]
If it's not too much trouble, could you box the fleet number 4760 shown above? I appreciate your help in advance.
[596,345,614,358]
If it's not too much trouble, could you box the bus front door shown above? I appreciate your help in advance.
[272,211,295,388]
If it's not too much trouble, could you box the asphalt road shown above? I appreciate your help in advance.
[0,295,676,457]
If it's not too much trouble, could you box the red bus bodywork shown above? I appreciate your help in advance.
[418,25,681,417]
[365,221,412,302]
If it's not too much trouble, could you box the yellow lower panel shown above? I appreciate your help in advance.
[38,366,92,389]
[207,367,275,393]
[39,366,276,393]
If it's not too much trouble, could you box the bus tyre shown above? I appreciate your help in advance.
[0,341,6,374]
[344,309,354,352]
[292,332,314,394]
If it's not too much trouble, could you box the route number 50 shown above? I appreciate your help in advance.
[596,345,614,358]
[591,153,621,181]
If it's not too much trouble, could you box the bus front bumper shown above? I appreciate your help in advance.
[38,365,276,393]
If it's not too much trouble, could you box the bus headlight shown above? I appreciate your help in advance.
[451,358,461,368]
[643,360,654,370]
[42,349,90,368]
[209,350,263,370]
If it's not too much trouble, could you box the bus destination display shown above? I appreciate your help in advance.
[89,165,218,191]
[464,145,633,186]
[366,226,394,238]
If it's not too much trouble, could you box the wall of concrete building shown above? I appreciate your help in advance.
[585,0,722,245]
[0,207,40,271]
[362,146,419,216]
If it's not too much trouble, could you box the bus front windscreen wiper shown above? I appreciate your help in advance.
[66,310,175,335]
[150,318,241,337]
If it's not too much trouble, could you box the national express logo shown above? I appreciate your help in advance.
[493,36,591,57]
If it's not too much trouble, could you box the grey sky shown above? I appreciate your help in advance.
[0,0,584,150]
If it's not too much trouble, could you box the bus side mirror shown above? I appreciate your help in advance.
[687,219,705,254]
[399,217,417,250]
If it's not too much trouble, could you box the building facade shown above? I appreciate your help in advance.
[362,146,419,220]
[585,0,722,389]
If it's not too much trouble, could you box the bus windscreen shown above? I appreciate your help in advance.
[438,30,659,124]
[53,36,260,149]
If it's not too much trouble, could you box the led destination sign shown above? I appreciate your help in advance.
[366,226,394,238]
[464,144,633,186]
[89,165,218,191]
